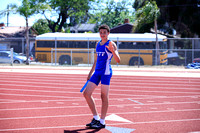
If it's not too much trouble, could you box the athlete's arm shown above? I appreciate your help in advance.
[87,42,98,80]
[106,41,121,63]
[87,55,97,80]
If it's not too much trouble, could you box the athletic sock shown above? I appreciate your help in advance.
[99,119,105,125]
[93,115,100,120]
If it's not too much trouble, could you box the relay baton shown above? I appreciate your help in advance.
[80,80,89,93]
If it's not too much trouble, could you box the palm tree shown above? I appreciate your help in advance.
[2,0,51,65]
[134,1,160,65]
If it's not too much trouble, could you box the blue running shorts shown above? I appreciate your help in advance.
[89,72,112,86]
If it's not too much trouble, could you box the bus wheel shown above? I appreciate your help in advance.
[59,55,71,65]
[129,57,144,66]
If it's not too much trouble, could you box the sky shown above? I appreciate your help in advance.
[0,0,47,26]
[0,0,134,27]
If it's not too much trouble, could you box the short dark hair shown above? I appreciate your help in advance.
[98,24,110,33]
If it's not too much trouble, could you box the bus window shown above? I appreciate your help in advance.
[89,41,96,48]
[119,42,154,49]
[37,41,55,47]
[57,41,88,48]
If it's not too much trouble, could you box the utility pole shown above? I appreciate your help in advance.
[7,5,9,26]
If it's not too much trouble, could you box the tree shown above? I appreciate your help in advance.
[32,19,52,35]
[134,1,160,65]
[1,0,50,65]
[17,0,36,65]
[30,0,94,32]
[133,0,200,37]
[88,0,135,31]
[16,0,50,64]
[156,0,200,37]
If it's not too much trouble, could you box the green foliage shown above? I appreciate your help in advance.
[134,0,200,37]
[156,0,200,37]
[30,0,94,32]
[88,0,135,31]
[134,1,160,32]
[32,19,51,34]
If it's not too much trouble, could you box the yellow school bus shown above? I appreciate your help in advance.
[35,33,167,65]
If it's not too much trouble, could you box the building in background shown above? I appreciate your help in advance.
[0,23,37,55]
[110,19,133,33]
[70,24,96,33]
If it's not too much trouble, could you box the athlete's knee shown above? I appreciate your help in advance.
[83,90,92,99]
[83,91,88,98]
[101,93,109,102]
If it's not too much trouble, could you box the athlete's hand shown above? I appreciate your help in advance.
[87,74,91,81]
[106,42,115,53]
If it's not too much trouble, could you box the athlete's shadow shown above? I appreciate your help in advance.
[64,127,101,133]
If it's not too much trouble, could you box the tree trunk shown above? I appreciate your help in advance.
[25,17,29,65]
[154,19,160,65]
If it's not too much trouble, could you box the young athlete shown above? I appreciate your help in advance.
[83,24,121,129]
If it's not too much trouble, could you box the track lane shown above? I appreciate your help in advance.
[0,70,200,133]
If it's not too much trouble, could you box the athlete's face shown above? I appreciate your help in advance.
[99,29,109,40]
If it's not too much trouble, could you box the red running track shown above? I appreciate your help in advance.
[0,71,200,133]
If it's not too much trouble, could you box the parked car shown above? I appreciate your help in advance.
[0,51,29,64]
[186,63,200,69]
[193,58,200,63]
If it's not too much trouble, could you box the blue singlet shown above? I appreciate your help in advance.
[89,40,113,85]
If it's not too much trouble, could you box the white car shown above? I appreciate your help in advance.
[0,51,29,64]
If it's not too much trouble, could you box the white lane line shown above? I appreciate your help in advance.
[1,80,200,91]
[0,95,199,104]
[150,107,158,110]
[1,79,199,88]
[1,76,199,85]
[0,118,200,132]
[0,99,26,102]
[1,72,198,80]
[128,99,144,105]
[0,92,82,99]
[0,91,199,104]
[0,101,199,111]
[0,91,161,98]
[2,87,198,99]
[1,84,199,97]
[0,108,200,120]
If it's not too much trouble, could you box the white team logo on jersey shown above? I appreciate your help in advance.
[97,52,105,56]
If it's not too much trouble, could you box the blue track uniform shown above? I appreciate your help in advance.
[89,40,113,86]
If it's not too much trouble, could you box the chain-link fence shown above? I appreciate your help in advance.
[51,48,95,66]
[50,48,200,66]
[0,37,35,56]
[0,37,200,66]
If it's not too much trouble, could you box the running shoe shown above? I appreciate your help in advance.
[86,118,99,127]
[90,120,106,129]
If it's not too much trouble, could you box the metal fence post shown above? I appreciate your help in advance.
[22,38,24,54]
[51,48,53,65]
[87,38,89,66]
[71,49,72,66]
[192,39,194,62]
[184,49,187,65]
[91,49,94,64]
[138,49,140,68]
[10,48,13,66]
[155,49,157,65]
[55,37,57,66]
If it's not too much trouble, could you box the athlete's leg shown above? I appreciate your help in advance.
[100,84,110,119]
[83,81,98,116]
